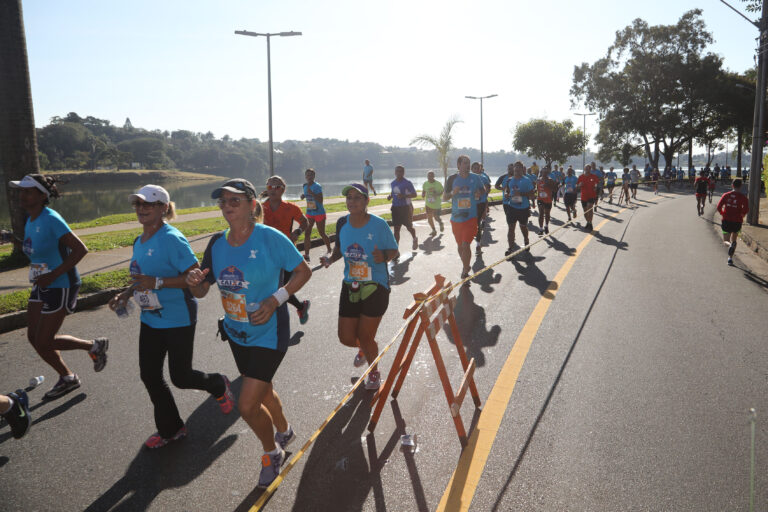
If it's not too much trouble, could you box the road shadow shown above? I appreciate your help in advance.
[736,263,768,291]
[0,392,87,445]
[389,252,416,286]
[510,253,555,299]
[542,233,576,256]
[471,254,502,294]
[420,233,445,255]
[591,229,629,250]
[288,330,305,347]
[443,285,501,368]
[83,379,244,512]
[0,455,7,469]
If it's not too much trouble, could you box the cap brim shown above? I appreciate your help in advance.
[8,178,50,197]
[211,185,250,199]
[129,193,147,202]
[342,185,368,197]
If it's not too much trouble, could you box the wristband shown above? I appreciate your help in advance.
[155,277,164,290]
[272,287,290,306]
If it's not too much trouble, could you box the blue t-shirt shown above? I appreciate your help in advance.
[130,224,198,329]
[202,224,304,350]
[550,170,562,183]
[337,214,397,289]
[303,182,325,216]
[501,176,535,209]
[363,165,374,181]
[474,172,491,203]
[448,172,484,221]
[563,175,578,195]
[605,171,617,185]
[592,168,604,181]
[390,178,416,207]
[23,207,80,288]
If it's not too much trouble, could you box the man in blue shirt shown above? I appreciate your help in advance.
[444,155,485,279]
[363,160,377,195]
[495,161,535,256]
[471,161,492,251]
[387,165,418,251]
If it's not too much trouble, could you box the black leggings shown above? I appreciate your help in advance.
[283,270,303,310]
[139,322,226,438]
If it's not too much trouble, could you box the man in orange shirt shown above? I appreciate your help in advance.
[262,176,312,324]
[576,164,600,232]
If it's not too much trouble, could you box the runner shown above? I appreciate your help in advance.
[8,174,108,400]
[301,168,332,262]
[530,161,540,176]
[108,184,235,449]
[619,167,631,205]
[651,167,660,195]
[562,167,579,220]
[605,166,617,204]
[387,165,418,251]
[496,161,535,256]
[421,170,444,236]
[677,166,685,186]
[694,170,709,216]
[186,178,312,488]
[629,164,641,199]
[708,172,717,204]
[362,159,377,195]
[716,179,750,266]
[444,155,486,276]
[576,164,600,232]
[320,183,398,388]
[590,162,603,210]
[471,161,492,252]
[535,167,558,235]
[550,164,562,205]
[0,390,31,439]
[689,165,697,183]
[262,176,311,324]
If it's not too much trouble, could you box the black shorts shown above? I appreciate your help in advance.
[630,183,638,190]
[581,198,596,210]
[29,284,79,315]
[721,220,742,234]
[536,201,552,211]
[503,204,530,225]
[228,341,286,382]
[426,206,442,217]
[391,205,413,228]
[607,184,616,190]
[339,281,390,318]
[564,192,577,207]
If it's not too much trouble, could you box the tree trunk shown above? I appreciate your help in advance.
[688,137,693,170]
[0,0,39,254]
[736,125,743,177]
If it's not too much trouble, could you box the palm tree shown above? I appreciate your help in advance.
[0,0,40,255]
[410,117,462,183]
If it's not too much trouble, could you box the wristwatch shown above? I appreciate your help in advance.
[155,277,164,290]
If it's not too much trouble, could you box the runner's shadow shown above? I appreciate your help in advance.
[737,265,768,290]
[389,254,414,286]
[591,229,629,250]
[511,255,556,299]
[0,456,7,469]
[420,234,445,255]
[83,379,244,512]
[443,286,501,368]
[471,254,501,293]
[288,330,305,346]
[543,234,576,256]
[0,392,87,445]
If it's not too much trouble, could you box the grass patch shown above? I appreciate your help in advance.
[0,290,30,315]
[0,250,29,272]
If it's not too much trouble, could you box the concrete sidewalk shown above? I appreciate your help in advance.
[739,197,768,262]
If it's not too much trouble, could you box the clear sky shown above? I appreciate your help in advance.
[22,0,759,152]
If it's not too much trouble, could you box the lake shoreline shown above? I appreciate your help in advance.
[49,169,224,185]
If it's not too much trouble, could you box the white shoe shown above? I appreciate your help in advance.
[353,350,366,367]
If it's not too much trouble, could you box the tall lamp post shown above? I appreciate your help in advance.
[573,112,596,171]
[465,94,497,167]
[235,30,302,176]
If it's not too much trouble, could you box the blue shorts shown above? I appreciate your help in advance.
[29,284,79,315]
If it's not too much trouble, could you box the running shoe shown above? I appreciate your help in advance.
[89,337,109,372]
[364,370,381,391]
[275,426,296,450]
[728,257,734,266]
[586,223,593,232]
[475,244,482,254]
[353,350,367,368]
[258,448,286,488]
[298,300,311,325]
[430,230,437,237]
[2,389,31,439]
[144,426,187,449]
[460,270,470,279]
[505,248,514,256]
[216,376,235,414]
[43,374,81,400]
[544,225,549,234]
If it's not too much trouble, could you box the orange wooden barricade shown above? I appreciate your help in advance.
[368,274,482,447]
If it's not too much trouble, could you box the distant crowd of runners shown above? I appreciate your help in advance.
[1,155,754,489]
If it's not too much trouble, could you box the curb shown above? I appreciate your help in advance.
[0,200,502,335]
[740,229,768,263]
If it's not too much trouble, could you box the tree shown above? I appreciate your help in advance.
[595,128,643,167]
[0,0,39,255]
[410,117,462,182]
[715,71,756,175]
[571,10,722,169]
[512,119,584,167]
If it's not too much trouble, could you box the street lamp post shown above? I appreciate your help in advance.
[573,112,596,171]
[465,94,497,167]
[235,30,302,176]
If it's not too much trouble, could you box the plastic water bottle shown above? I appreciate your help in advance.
[115,298,135,318]
[29,375,44,388]
[246,302,261,325]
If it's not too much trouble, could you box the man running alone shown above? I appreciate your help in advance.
[716,179,750,266]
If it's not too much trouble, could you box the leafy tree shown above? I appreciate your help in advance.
[595,128,643,167]
[410,116,462,182]
[512,119,584,167]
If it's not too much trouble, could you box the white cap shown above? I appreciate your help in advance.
[8,175,50,197]
[129,184,170,204]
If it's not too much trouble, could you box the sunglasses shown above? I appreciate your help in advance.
[266,184,284,190]
[217,196,247,208]
[132,200,162,209]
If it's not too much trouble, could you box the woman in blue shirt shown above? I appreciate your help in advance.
[300,168,332,261]
[321,183,399,391]
[186,178,311,489]
[108,184,234,449]
[8,174,108,400]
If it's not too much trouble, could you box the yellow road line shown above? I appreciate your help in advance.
[436,206,630,512]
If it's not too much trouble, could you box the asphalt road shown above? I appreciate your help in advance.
[1,187,767,512]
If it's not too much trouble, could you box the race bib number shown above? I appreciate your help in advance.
[427,194,437,204]
[566,186,575,193]
[29,263,49,283]
[307,199,317,211]
[511,195,522,204]
[349,261,372,281]
[457,197,471,210]
[539,191,548,198]
[220,289,247,322]
[133,290,163,311]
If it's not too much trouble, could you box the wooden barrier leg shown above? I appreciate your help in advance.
[391,323,426,400]
[368,317,420,432]
[448,314,482,408]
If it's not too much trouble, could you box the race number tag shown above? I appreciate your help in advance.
[307,199,317,211]
[566,186,575,193]
[220,289,247,322]
[539,191,548,198]
[29,263,49,283]
[511,195,522,204]
[133,290,163,311]
[349,261,372,281]
[457,197,471,210]
[427,194,436,204]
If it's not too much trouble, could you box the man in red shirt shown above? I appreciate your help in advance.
[693,171,709,216]
[576,164,600,232]
[536,166,558,235]
[716,178,750,266]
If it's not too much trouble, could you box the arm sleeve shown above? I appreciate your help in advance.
[50,214,72,240]
[377,218,398,250]
[270,228,304,272]
[172,234,198,273]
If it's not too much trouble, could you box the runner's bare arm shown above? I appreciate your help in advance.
[186,268,212,298]
[34,231,88,289]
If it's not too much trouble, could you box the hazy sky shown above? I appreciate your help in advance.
[23,0,759,152]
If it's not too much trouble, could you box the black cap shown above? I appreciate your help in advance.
[211,178,257,199]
